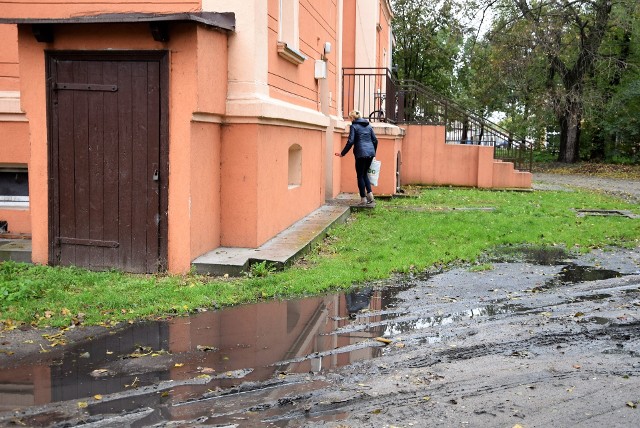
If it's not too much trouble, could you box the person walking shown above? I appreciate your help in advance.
[335,110,378,205]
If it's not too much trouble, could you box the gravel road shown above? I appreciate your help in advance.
[534,173,640,203]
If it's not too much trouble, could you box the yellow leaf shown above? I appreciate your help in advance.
[371,409,382,414]
[627,401,637,408]
[174,363,184,367]
[423,396,431,401]
[93,394,102,400]
[375,337,392,344]
[161,391,169,397]
[78,401,88,408]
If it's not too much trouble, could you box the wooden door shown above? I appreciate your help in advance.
[48,52,168,273]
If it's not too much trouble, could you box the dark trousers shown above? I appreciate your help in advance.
[355,156,374,197]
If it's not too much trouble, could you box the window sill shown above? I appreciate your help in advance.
[0,201,29,209]
[288,184,301,190]
[277,42,306,65]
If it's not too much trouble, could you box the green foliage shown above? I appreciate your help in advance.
[245,261,277,278]
[391,0,464,95]
[0,187,638,329]
[458,0,639,163]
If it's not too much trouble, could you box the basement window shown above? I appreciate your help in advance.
[0,166,29,207]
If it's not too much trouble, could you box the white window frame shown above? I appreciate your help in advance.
[278,0,306,64]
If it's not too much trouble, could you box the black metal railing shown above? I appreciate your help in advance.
[341,69,533,171]
[342,68,397,123]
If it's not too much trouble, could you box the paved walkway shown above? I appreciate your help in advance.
[192,203,352,276]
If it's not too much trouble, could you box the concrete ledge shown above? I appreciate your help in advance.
[0,239,32,263]
[192,204,352,276]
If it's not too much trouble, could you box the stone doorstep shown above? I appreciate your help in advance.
[192,204,352,276]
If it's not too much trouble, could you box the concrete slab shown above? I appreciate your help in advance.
[193,203,353,276]
[0,238,32,263]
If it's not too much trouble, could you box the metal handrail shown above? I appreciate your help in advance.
[342,68,397,123]
[341,68,533,171]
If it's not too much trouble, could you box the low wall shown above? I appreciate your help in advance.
[401,124,531,189]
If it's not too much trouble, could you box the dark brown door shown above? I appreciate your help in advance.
[48,52,168,273]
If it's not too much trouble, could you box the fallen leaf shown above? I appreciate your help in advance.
[627,401,637,409]
[375,337,392,344]
[371,409,382,414]
[574,312,585,317]
[174,363,184,368]
[161,391,170,397]
[93,394,102,400]
[573,364,581,369]
[200,367,215,374]
[77,401,88,408]
[540,312,552,318]
[423,396,431,402]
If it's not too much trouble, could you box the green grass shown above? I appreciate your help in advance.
[1,186,638,330]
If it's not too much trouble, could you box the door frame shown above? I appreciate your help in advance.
[46,50,170,272]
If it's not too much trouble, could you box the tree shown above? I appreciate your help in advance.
[482,1,616,162]
[391,0,464,95]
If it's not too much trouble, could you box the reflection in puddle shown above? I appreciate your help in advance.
[0,286,397,424]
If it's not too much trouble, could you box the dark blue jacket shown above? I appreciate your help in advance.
[341,118,378,158]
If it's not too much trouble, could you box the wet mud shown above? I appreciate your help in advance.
[0,247,639,427]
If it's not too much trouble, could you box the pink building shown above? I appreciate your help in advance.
[0,0,531,274]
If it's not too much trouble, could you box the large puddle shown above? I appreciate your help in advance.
[0,287,409,422]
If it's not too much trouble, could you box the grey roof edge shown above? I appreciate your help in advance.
[0,11,235,32]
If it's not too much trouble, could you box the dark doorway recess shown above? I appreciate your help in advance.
[47,51,169,273]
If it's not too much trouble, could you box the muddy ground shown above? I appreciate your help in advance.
[0,246,639,427]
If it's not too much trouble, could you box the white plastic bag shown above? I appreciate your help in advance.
[367,158,381,186]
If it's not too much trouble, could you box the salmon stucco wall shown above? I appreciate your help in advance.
[0,25,19,91]
[15,22,228,272]
[168,25,227,272]
[267,0,339,116]
[0,24,30,234]
[221,123,325,248]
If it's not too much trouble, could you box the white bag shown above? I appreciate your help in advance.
[367,158,381,186]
